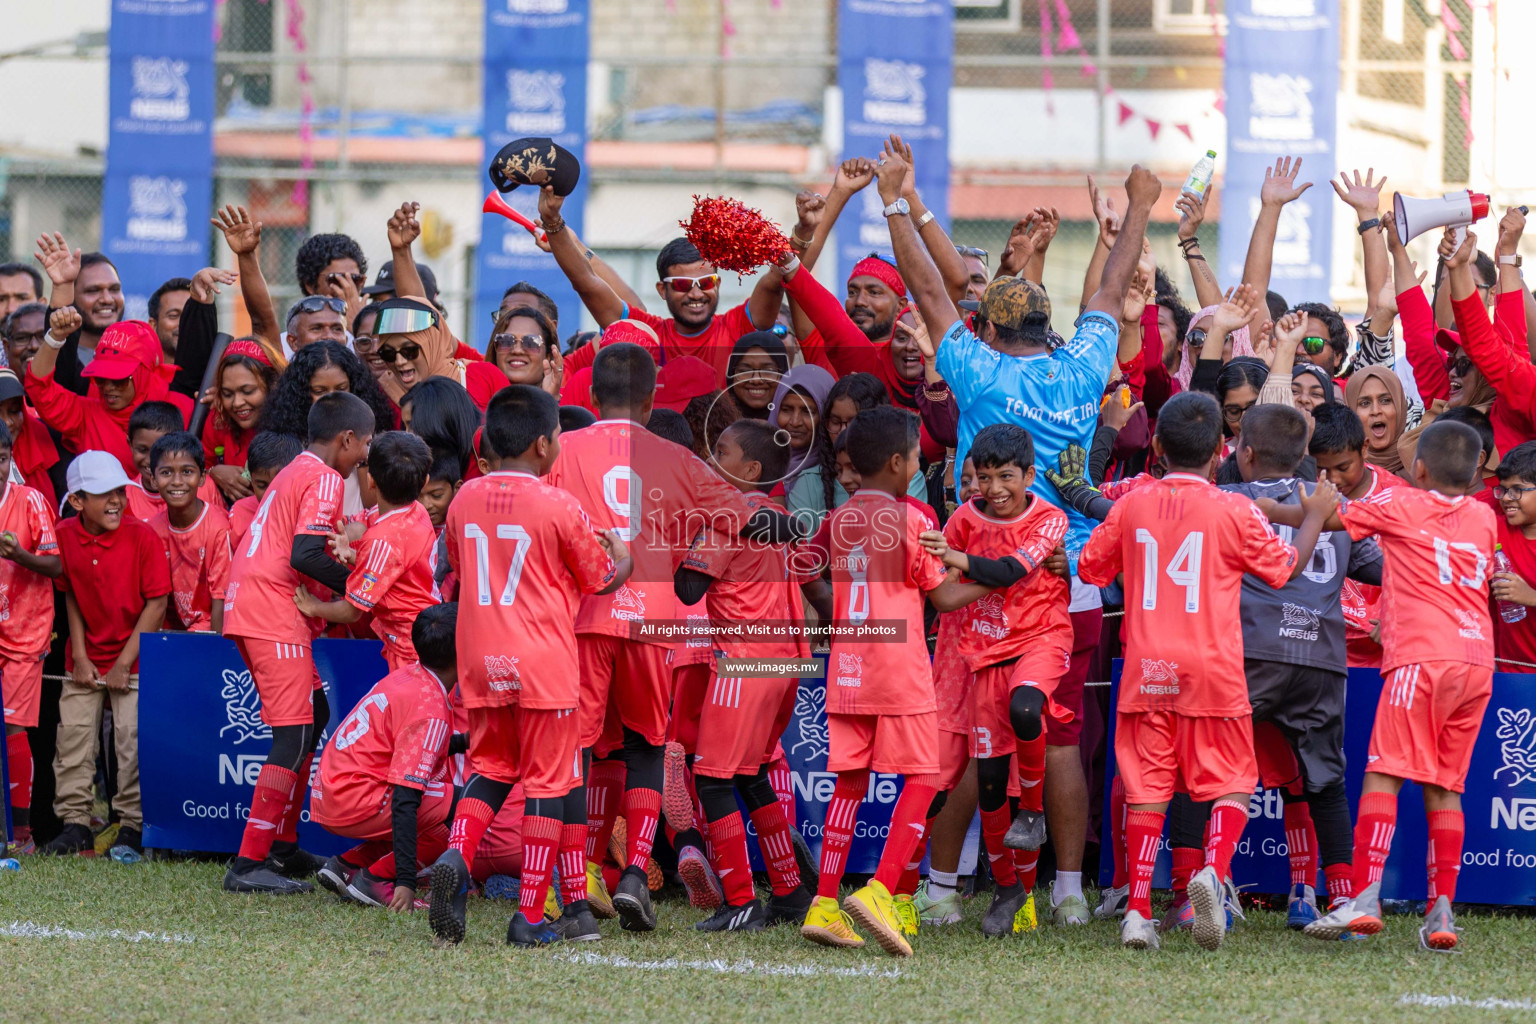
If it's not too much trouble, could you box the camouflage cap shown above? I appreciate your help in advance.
[975,276,1051,334]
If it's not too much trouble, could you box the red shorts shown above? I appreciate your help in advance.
[969,642,1071,759]
[311,779,453,838]
[1116,710,1257,804]
[468,704,582,798]
[1049,607,1102,746]
[668,662,711,755]
[0,651,46,728]
[1253,720,1303,794]
[694,669,797,779]
[938,731,969,791]
[578,636,673,752]
[828,711,939,775]
[1368,662,1492,792]
[233,637,322,727]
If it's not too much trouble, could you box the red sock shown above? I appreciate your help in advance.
[1427,809,1464,905]
[897,819,935,896]
[585,759,626,861]
[1350,791,1398,897]
[1125,809,1165,918]
[1283,800,1317,890]
[873,776,937,892]
[1109,775,1128,888]
[518,815,562,923]
[748,802,802,896]
[448,796,498,877]
[1015,734,1045,814]
[559,823,588,906]
[1171,846,1202,901]
[6,731,32,820]
[1324,863,1353,906]
[275,753,314,844]
[1012,847,1039,891]
[980,805,1019,888]
[707,810,756,905]
[1204,798,1248,881]
[621,786,662,871]
[816,770,868,898]
[767,754,795,826]
[342,840,391,869]
[237,765,296,862]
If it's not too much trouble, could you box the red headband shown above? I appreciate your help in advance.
[224,339,272,366]
[849,257,907,299]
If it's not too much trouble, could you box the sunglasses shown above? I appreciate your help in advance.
[375,305,440,335]
[868,252,898,267]
[492,333,546,353]
[1450,354,1475,377]
[1301,335,1328,356]
[662,274,721,294]
[295,296,346,316]
[327,272,368,287]
[1187,327,1207,349]
[770,323,789,337]
[377,341,423,364]
[956,245,990,264]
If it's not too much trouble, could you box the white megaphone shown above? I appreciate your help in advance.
[1393,189,1490,244]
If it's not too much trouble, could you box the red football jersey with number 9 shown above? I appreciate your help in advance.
[1077,472,1298,716]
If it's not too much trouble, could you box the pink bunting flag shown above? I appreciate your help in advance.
[1052,0,1082,51]
[1118,102,1135,126]
[1213,93,1226,115]
[1146,118,1161,141]
[1080,60,1097,77]
[1176,122,1194,142]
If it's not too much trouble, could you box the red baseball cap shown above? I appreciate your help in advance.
[82,320,157,381]
[653,356,715,413]
[600,319,661,359]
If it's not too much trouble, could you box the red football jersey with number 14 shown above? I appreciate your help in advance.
[446,471,616,711]
[1077,472,1298,716]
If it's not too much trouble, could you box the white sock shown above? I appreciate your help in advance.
[1054,870,1083,905]
[927,869,959,900]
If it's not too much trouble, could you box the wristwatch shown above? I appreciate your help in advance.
[1499,254,1523,267]
[1357,218,1381,235]
[883,198,911,218]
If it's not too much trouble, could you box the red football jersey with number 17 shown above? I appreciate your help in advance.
[446,471,616,711]
[1077,472,1298,716]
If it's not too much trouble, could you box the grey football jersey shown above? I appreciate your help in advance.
[1223,478,1382,673]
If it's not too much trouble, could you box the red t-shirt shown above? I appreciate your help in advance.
[1078,473,1298,716]
[1339,487,1497,672]
[703,492,812,660]
[623,302,757,386]
[1495,516,1536,669]
[314,663,453,828]
[943,495,1072,670]
[124,478,227,524]
[228,495,259,549]
[148,502,232,633]
[0,483,59,659]
[345,502,437,666]
[462,360,509,411]
[55,516,171,673]
[445,471,616,710]
[1339,465,1405,668]
[224,451,344,645]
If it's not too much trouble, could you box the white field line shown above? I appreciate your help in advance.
[1400,993,1536,1013]
[0,920,196,944]
[554,949,901,979]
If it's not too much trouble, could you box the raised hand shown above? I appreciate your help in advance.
[794,190,826,241]
[1124,165,1163,209]
[1299,478,1340,519]
[833,157,876,196]
[387,201,422,250]
[1029,206,1061,254]
[1260,156,1312,208]
[1443,226,1476,269]
[212,205,262,256]
[1087,175,1120,245]
[1373,276,1399,326]
[34,232,81,286]
[1272,309,1307,352]
[1384,208,1407,252]
[1121,269,1151,324]
[538,184,566,228]
[1212,283,1260,335]
[49,306,81,341]
[894,315,934,360]
[189,267,238,304]
[1329,168,1386,217]
[1249,318,1277,362]
[1175,189,1208,241]
[997,216,1040,276]
[875,141,909,204]
[1498,205,1526,256]
[887,134,917,197]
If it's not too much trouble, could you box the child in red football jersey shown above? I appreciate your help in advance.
[0,421,62,854]
[1078,391,1334,952]
[293,431,436,671]
[312,603,460,912]
[227,432,304,548]
[146,432,232,633]
[918,423,1072,937]
[1300,420,1495,950]
[221,392,375,894]
[799,407,991,957]
[428,385,632,949]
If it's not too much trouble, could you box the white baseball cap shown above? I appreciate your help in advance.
[66,450,134,497]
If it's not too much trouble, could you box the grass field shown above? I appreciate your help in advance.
[3,858,1536,1024]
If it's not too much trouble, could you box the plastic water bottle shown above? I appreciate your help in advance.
[1494,544,1527,623]
[1182,150,1217,199]
[0,858,20,873]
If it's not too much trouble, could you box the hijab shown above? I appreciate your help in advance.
[1343,364,1407,474]
[1291,363,1337,404]
[1175,305,1256,390]
[770,364,836,491]
[383,297,465,384]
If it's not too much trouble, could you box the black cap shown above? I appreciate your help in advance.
[364,259,438,302]
[489,137,581,196]
[0,368,21,404]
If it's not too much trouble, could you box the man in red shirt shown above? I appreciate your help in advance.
[1078,392,1333,953]
[537,184,784,385]
[221,392,374,894]
[293,432,436,670]
[312,603,459,912]
[1302,421,1496,951]
[428,385,632,949]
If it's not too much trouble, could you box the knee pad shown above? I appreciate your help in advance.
[311,688,331,733]
[694,774,739,823]
[267,724,310,772]
[736,770,777,813]
[1009,687,1045,742]
[926,788,949,819]
[976,756,1011,813]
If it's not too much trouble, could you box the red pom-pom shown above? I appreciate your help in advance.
[679,195,791,277]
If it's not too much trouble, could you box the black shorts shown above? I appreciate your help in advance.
[1244,658,1346,789]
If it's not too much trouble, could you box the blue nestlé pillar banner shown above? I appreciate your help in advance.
[477,0,588,352]
[837,0,952,287]
[1219,0,1338,303]
[103,0,216,321]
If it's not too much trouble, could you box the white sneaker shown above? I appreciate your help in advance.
[1120,909,1160,950]
[1187,866,1226,951]
[1094,883,1129,920]
[1304,881,1382,941]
